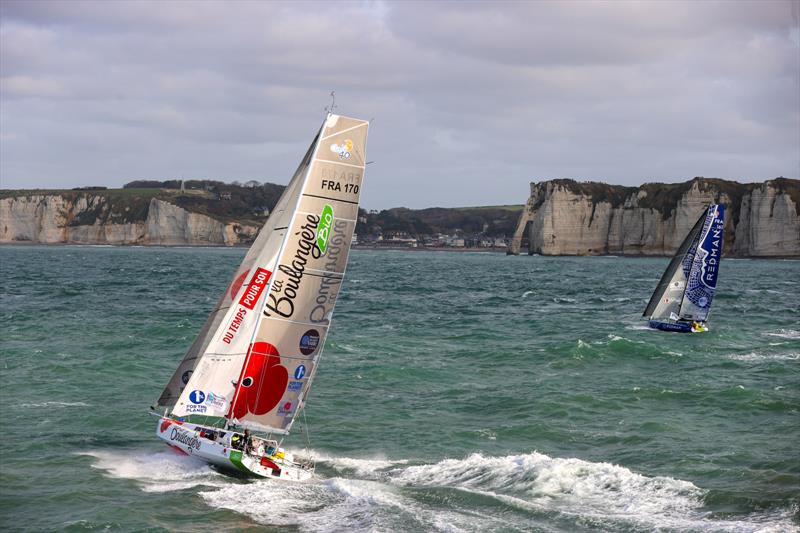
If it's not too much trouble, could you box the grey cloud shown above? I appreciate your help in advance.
[0,0,797,208]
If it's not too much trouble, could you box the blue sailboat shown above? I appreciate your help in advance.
[643,204,725,333]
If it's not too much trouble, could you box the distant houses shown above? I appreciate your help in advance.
[355,231,508,249]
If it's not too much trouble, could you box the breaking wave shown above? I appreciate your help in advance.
[81,449,229,493]
[97,448,798,532]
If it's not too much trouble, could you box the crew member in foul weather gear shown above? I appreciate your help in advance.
[243,429,252,453]
[231,433,243,450]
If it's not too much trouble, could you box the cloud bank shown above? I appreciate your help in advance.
[1,0,798,208]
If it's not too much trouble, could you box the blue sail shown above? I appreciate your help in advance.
[679,204,725,322]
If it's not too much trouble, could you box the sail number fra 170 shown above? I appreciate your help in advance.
[321,180,359,194]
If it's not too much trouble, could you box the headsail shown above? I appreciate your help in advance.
[162,114,368,436]
[643,204,724,323]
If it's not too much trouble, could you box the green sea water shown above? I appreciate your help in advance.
[1,245,798,532]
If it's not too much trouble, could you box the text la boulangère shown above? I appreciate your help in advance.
[265,214,349,326]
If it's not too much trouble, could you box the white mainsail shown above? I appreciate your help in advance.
[162,114,368,436]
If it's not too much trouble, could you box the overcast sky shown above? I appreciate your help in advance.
[1,0,798,208]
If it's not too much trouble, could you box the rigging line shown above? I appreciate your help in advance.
[302,406,312,458]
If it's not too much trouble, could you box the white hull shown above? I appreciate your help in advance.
[156,418,313,482]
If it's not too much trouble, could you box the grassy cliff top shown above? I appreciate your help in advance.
[0,184,284,226]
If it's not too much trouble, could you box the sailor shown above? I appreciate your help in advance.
[243,429,252,454]
[231,433,243,450]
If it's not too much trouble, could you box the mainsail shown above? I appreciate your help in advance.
[643,204,725,324]
[158,113,369,435]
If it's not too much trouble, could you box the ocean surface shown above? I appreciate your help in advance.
[1,245,798,532]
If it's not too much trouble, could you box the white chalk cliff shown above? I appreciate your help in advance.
[509,178,799,257]
[0,194,258,246]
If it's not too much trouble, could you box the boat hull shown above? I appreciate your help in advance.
[648,320,707,333]
[155,418,313,481]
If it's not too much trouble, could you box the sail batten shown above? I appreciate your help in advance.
[160,113,368,435]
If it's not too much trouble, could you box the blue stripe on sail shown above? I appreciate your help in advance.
[684,205,725,317]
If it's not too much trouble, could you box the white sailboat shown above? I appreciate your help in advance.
[643,204,725,333]
[151,113,369,480]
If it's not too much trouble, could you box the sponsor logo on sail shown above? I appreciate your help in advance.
[294,365,306,380]
[309,219,347,326]
[222,306,248,345]
[316,205,334,254]
[300,329,320,355]
[278,400,294,417]
[330,139,353,160]
[170,427,201,450]
[264,214,321,319]
[699,207,724,289]
[204,391,228,410]
[189,390,206,404]
[239,268,272,310]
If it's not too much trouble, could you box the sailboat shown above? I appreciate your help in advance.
[643,204,725,333]
[151,113,369,480]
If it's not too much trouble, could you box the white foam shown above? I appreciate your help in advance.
[85,447,797,532]
[200,476,426,531]
[391,452,795,532]
[726,352,800,362]
[21,401,90,407]
[522,290,533,298]
[309,449,408,478]
[81,449,228,493]
[764,329,800,340]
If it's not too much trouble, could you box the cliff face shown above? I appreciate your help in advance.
[509,178,800,257]
[0,194,259,246]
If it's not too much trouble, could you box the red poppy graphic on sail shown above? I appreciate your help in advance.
[229,341,288,419]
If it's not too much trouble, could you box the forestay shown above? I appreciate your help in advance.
[161,114,368,436]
